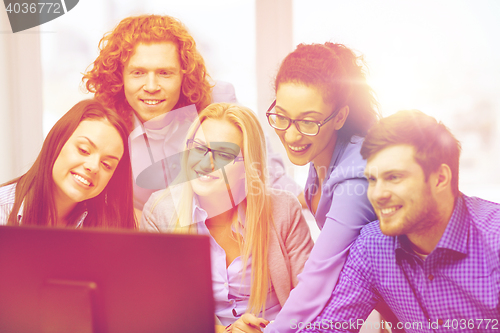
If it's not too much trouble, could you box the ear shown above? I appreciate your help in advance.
[433,163,452,194]
[333,105,350,131]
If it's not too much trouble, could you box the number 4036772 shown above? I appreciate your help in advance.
[5,2,62,14]
[443,319,498,330]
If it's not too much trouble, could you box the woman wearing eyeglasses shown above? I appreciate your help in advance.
[141,103,314,333]
[261,43,380,333]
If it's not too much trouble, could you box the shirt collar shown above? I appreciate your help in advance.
[434,194,468,255]
[185,195,246,230]
[74,211,88,228]
[129,104,198,141]
[17,200,24,224]
[17,199,88,228]
[306,138,349,197]
[191,195,208,227]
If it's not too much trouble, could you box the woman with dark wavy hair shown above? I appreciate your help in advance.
[0,99,136,228]
[258,43,380,332]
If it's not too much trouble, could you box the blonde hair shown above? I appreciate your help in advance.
[149,103,273,315]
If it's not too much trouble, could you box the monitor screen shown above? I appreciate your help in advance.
[0,225,215,333]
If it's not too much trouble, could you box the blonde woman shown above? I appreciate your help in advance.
[141,103,313,332]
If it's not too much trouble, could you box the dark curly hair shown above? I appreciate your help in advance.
[83,15,213,131]
[275,42,380,141]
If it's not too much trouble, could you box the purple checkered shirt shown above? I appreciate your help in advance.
[299,194,500,333]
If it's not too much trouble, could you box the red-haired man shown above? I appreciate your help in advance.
[83,15,302,217]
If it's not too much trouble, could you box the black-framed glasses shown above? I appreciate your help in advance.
[266,100,339,136]
[186,139,244,165]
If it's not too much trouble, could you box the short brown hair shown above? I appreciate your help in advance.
[360,110,461,196]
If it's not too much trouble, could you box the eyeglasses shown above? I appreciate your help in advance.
[266,100,339,136]
[186,139,244,165]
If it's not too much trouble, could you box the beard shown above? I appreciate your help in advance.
[403,189,440,236]
[380,184,441,237]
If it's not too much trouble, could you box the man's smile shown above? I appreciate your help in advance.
[141,99,165,106]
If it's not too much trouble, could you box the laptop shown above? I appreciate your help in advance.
[0,225,214,333]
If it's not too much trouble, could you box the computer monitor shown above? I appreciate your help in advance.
[0,225,215,333]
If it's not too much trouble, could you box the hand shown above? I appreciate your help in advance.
[215,324,229,333]
[228,313,270,333]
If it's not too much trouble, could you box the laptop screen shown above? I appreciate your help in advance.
[0,225,214,333]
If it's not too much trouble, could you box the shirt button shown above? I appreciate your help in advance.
[438,319,443,325]
[428,274,434,281]
[172,164,177,169]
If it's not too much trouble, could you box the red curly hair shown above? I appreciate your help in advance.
[82,15,213,131]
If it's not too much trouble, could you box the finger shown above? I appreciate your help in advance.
[241,314,270,329]
[230,324,262,333]
[232,320,265,332]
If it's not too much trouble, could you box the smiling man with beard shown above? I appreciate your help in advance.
[298,110,499,333]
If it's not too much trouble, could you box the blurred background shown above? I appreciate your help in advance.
[1,0,499,203]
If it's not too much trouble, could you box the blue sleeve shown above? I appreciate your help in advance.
[211,81,238,103]
[298,234,379,333]
[265,178,375,333]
